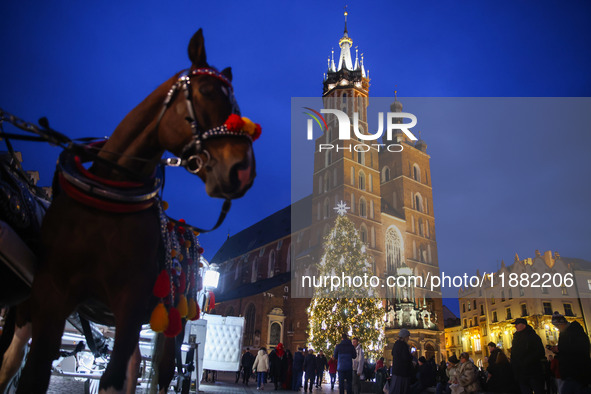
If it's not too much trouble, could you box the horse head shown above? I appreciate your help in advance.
[157,29,257,200]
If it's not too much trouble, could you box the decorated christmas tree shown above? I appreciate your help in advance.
[307,202,386,362]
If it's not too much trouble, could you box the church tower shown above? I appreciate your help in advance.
[310,10,444,361]
[311,10,382,277]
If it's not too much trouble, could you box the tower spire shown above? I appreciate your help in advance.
[344,5,348,34]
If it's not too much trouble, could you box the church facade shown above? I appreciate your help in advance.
[211,15,445,362]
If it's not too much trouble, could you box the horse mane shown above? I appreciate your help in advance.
[93,71,183,178]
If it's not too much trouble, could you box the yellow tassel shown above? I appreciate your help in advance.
[187,298,197,320]
[177,295,188,318]
[171,250,177,258]
[150,302,169,332]
[185,240,191,248]
[162,201,169,210]
[178,254,184,262]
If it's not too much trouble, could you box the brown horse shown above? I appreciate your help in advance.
[11,28,256,393]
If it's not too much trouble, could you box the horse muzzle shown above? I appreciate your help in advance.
[205,154,256,200]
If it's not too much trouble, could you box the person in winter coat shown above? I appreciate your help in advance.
[510,318,546,394]
[293,348,305,391]
[282,349,293,390]
[240,348,255,385]
[456,352,480,394]
[486,345,518,393]
[334,333,357,394]
[376,357,388,394]
[412,356,436,394]
[315,350,329,388]
[303,349,317,393]
[253,347,270,390]
[446,355,461,394]
[268,343,286,390]
[435,360,449,394]
[352,337,365,394]
[550,311,591,394]
[389,329,414,394]
[328,356,338,390]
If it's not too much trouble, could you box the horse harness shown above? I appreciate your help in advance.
[1,67,260,232]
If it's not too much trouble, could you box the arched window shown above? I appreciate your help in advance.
[244,304,256,346]
[234,261,240,280]
[360,224,368,243]
[351,167,355,186]
[359,198,367,217]
[268,250,276,278]
[382,167,391,183]
[369,174,373,192]
[386,227,404,272]
[318,175,323,194]
[371,227,376,248]
[358,171,366,191]
[323,198,330,219]
[418,218,424,236]
[269,322,282,346]
[415,193,423,212]
[357,150,365,165]
[370,200,374,219]
[325,150,331,167]
[251,258,258,283]
[324,173,330,192]
[342,92,347,104]
[413,164,421,182]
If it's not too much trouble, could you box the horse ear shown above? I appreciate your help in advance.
[188,29,207,67]
[221,67,232,82]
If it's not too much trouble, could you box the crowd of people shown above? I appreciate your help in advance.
[233,312,590,394]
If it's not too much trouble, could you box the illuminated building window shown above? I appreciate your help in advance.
[480,305,484,316]
[474,337,481,352]
[492,311,498,323]
[543,302,553,315]
[564,303,574,317]
[561,285,568,296]
[521,304,528,317]
[506,308,512,320]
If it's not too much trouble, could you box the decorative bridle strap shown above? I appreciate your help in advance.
[155,67,260,175]
[167,199,231,234]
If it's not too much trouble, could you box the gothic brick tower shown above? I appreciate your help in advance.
[310,10,445,361]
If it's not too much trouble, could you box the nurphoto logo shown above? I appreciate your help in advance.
[304,107,419,153]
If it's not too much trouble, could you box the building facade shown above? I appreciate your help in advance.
[454,250,590,367]
[211,14,444,362]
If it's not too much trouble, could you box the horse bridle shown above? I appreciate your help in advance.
[155,67,246,175]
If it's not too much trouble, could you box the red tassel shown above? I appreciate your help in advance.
[208,290,215,311]
[190,302,201,321]
[179,271,187,294]
[164,307,182,338]
[153,270,171,298]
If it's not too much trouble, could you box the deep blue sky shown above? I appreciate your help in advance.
[2,1,590,317]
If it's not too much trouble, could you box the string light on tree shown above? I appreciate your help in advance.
[307,202,385,361]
